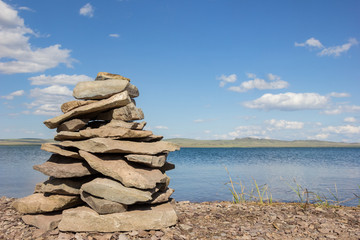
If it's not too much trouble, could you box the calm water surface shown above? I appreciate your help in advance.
[1,146,359,206]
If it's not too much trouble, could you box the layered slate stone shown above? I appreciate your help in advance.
[97,102,144,121]
[41,143,81,159]
[73,80,137,100]
[22,213,62,231]
[59,138,180,155]
[78,127,153,139]
[57,118,89,132]
[54,131,84,141]
[79,151,167,189]
[58,202,178,232]
[149,188,174,204]
[125,154,167,168]
[81,178,153,205]
[80,190,127,214]
[61,100,97,113]
[44,91,131,129]
[33,154,96,178]
[101,120,146,130]
[95,72,130,81]
[12,193,81,214]
[35,177,93,195]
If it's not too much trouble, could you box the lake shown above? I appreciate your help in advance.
[0,146,359,206]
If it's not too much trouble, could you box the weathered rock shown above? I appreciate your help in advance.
[33,154,96,178]
[79,127,153,139]
[97,102,144,121]
[150,188,174,204]
[80,190,127,214]
[12,193,81,214]
[79,151,167,189]
[81,178,153,205]
[59,138,180,155]
[125,154,167,168]
[58,202,178,232]
[133,134,164,142]
[54,131,84,141]
[160,162,175,172]
[101,120,146,130]
[61,100,97,113]
[125,83,139,98]
[41,143,81,159]
[95,72,130,81]
[57,119,89,133]
[22,213,62,231]
[73,80,135,100]
[44,91,131,129]
[34,177,93,195]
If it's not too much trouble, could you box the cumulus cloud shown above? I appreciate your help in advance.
[79,3,94,17]
[295,37,324,48]
[322,104,360,115]
[1,90,24,100]
[265,119,304,130]
[344,117,356,123]
[109,33,119,38]
[154,126,169,130]
[322,125,360,135]
[29,74,93,85]
[217,74,237,87]
[228,73,289,93]
[0,0,73,74]
[228,125,267,139]
[328,92,350,98]
[243,92,329,110]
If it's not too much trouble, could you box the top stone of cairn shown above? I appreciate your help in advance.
[95,72,130,81]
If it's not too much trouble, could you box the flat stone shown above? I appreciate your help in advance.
[133,134,164,142]
[79,151,167,189]
[150,188,175,204]
[160,162,175,172]
[41,143,81,159]
[57,118,89,133]
[100,120,146,130]
[59,138,180,155]
[33,154,96,178]
[34,177,93,195]
[58,202,178,232]
[80,190,127,214]
[22,213,62,231]
[79,127,153,139]
[54,131,84,141]
[124,154,167,168]
[125,83,139,98]
[73,80,135,100]
[12,193,81,214]
[97,102,144,121]
[44,91,131,129]
[95,72,130,81]
[61,100,97,113]
[81,178,153,205]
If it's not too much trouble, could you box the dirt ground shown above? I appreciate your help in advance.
[1,196,359,240]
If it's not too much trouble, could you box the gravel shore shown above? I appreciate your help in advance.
[1,196,359,240]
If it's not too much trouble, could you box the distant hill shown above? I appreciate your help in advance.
[164,137,360,148]
[0,138,54,146]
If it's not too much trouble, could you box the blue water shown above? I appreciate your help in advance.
[0,146,359,206]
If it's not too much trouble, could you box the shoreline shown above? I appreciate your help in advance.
[1,196,359,239]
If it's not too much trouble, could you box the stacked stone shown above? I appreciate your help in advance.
[12,72,180,232]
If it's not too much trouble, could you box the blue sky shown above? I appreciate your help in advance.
[0,0,359,142]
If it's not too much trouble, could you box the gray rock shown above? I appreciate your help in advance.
[56,118,89,133]
[58,202,178,232]
[150,188,175,204]
[33,154,96,178]
[80,178,153,205]
[73,80,135,100]
[125,83,139,98]
[34,177,93,195]
[125,154,167,168]
[59,138,180,155]
[79,127,153,139]
[61,100,97,113]
[21,213,62,231]
[160,162,176,172]
[80,190,127,214]
[95,72,130,81]
[43,91,131,129]
[97,102,144,121]
[101,120,146,130]
[79,151,167,189]
[12,193,81,214]
[41,143,81,159]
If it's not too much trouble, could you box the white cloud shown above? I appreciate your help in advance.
[295,37,324,48]
[29,74,93,85]
[344,117,356,123]
[318,38,358,57]
[204,130,211,134]
[308,133,329,140]
[265,119,304,130]
[79,3,94,18]
[0,0,73,74]
[228,125,267,139]
[18,6,34,12]
[194,119,205,123]
[244,92,329,111]
[1,89,24,100]
[228,73,288,93]
[322,125,360,135]
[328,92,350,98]
[109,33,119,38]
[154,126,169,130]
[322,104,360,115]
[217,74,237,87]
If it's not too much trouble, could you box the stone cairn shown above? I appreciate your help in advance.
[12,72,180,232]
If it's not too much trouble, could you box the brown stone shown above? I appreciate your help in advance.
[95,72,130,81]
[80,190,127,214]
[124,154,167,168]
[97,102,144,121]
[34,177,93,195]
[56,118,89,133]
[59,138,180,155]
[54,131,84,141]
[58,202,178,232]
[150,188,174,204]
[160,162,175,172]
[41,143,81,159]
[79,151,167,189]
[33,154,96,178]
[43,91,131,129]
[101,120,146,130]
[22,213,62,231]
[79,127,153,139]
[61,100,97,113]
